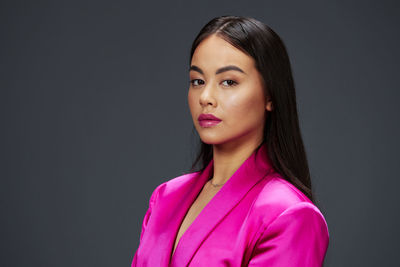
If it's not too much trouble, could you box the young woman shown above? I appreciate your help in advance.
[131,15,329,267]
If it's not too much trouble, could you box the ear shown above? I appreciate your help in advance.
[265,98,273,112]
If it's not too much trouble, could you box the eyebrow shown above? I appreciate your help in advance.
[189,65,246,75]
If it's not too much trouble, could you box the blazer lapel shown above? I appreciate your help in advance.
[147,160,213,266]
[169,143,274,266]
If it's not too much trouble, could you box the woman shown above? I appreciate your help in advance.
[131,15,329,267]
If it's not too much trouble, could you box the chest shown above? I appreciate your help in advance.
[172,183,221,255]
[167,184,264,266]
[136,176,272,267]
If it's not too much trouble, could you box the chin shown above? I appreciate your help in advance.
[198,133,234,146]
[199,135,223,145]
[199,137,219,145]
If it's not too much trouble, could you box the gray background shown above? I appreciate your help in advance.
[1,0,399,266]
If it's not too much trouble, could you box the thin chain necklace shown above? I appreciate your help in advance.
[208,179,226,188]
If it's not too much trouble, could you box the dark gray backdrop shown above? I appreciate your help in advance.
[1,0,399,266]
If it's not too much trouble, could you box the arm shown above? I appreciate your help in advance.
[248,202,329,267]
[131,183,162,267]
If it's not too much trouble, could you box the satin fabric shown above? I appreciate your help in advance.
[131,143,329,266]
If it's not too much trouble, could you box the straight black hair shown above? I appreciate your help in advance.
[188,15,314,202]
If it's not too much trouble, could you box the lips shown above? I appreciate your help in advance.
[198,114,221,121]
[198,113,221,128]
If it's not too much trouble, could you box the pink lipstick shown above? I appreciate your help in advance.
[198,114,222,128]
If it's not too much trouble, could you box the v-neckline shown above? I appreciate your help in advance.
[170,176,216,260]
[170,178,223,258]
[165,143,274,266]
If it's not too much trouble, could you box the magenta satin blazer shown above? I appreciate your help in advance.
[131,143,329,266]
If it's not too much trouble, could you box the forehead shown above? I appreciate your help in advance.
[191,34,255,71]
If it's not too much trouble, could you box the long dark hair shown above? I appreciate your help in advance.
[188,15,314,202]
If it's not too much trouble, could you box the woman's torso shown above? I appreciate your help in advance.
[172,180,222,256]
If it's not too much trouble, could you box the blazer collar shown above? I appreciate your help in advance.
[163,142,274,266]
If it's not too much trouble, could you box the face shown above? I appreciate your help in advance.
[188,34,273,147]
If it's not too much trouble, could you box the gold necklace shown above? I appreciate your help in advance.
[209,179,226,188]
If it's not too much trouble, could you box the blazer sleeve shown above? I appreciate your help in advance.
[247,202,329,267]
[131,183,162,267]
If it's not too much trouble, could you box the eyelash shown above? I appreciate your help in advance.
[189,79,238,87]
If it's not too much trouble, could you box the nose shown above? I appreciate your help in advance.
[199,82,217,107]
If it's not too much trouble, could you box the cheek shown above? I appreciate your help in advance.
[224,93,264,121]
[188,90,197,117]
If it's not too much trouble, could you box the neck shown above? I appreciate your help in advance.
[211,138,263,185]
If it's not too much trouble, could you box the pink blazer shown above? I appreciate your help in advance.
[131,143,329,266]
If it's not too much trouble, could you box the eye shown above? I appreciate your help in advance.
[222,79,238,87]
[189,79,204,87]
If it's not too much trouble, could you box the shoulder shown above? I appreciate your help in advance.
[248,176,329,267]
[246,175,329,266]
[147,171,200,201]
[252,175,328,231]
